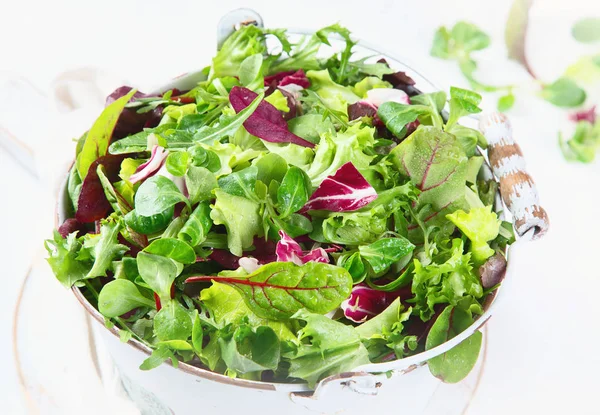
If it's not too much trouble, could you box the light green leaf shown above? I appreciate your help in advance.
[540,77,587,108]
[153,300,193,341]
[572,18,600,43]
[136,252,183,299]
[98,279,155,318]
[134,176,190,217]
[144,238,196,264]
[77,89,136,179]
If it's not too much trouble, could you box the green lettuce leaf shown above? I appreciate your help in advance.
[45,231,91,288]
[210,189,262,256]
[306,69,360,114]
[446,206,501,265]
[81,219,129,279]
[412,239,483,320]
[211,25,268,78]
[288,310,370,387]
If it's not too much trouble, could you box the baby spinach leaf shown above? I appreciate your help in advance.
[77,89,136,179]
[153,299,193,341]
[359,237,415,274]
[98,279,155,318]
[185,165,218,204]
[187,261,352,320]
[193,92,264,144]
[540,77,587,108]
[140,345,177,370]
[165,151,189,177]
[425,305,482,383]
[137,252,183,300]
[124,207,174,235]
[288,310,370,387]
[144,238,196,264]
[134,176,190,217]
[277,166,310,218]
[219,325,280,374]
[178,202,213,246]
[377,103,431,137]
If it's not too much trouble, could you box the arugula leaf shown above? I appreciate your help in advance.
[540,77,587,108]
[315,24,357,84]
[193,92,264,144]
[178,202,213,246]
[277,166,311,217]
[288,310,370,387]
[144,238,196,264]
[82,220,129,279]
[98,279,155,318]
[187,261,352,320]
[77,89,136,179]
[359,237,415,274]
[153,299,193,341]
[210,189,262,256]
[140,345,177,370]
[134,176,190,217]
[425,305,482,383]
[446,206,501,265]
[137,252,183,300]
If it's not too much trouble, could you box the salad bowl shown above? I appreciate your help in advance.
[52,8,549,415]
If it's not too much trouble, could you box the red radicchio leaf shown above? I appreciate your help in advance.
[301,162,378,212]
[341,284,407,323]
[264,70,310,89]
[228,86,315,148]
[76,154,131,223]
[569,106,596,124]
[275,231,329,265]
[129,145,168,184]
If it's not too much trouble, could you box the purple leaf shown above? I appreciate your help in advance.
[302,162,377,212]
[129,145,168,184]
[569,106,596,123]
[229,86,315,148]
[76,154,130,223]
[276,231,329,265]
[57,218,87,238]
[378,59,420,96]
[341,284,404,323]
[348,101,377,120]
[264,69,310,89]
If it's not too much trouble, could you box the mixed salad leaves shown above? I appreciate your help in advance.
[46,23,514,386]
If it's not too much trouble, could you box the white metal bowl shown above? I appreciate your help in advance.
[57,9,548,415]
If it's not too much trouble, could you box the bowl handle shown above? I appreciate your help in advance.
[479,112,549,240]
[217,8,264,50]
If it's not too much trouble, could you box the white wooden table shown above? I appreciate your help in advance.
[2,0,599,413]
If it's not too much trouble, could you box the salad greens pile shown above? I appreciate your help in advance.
[46,23,513,387]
